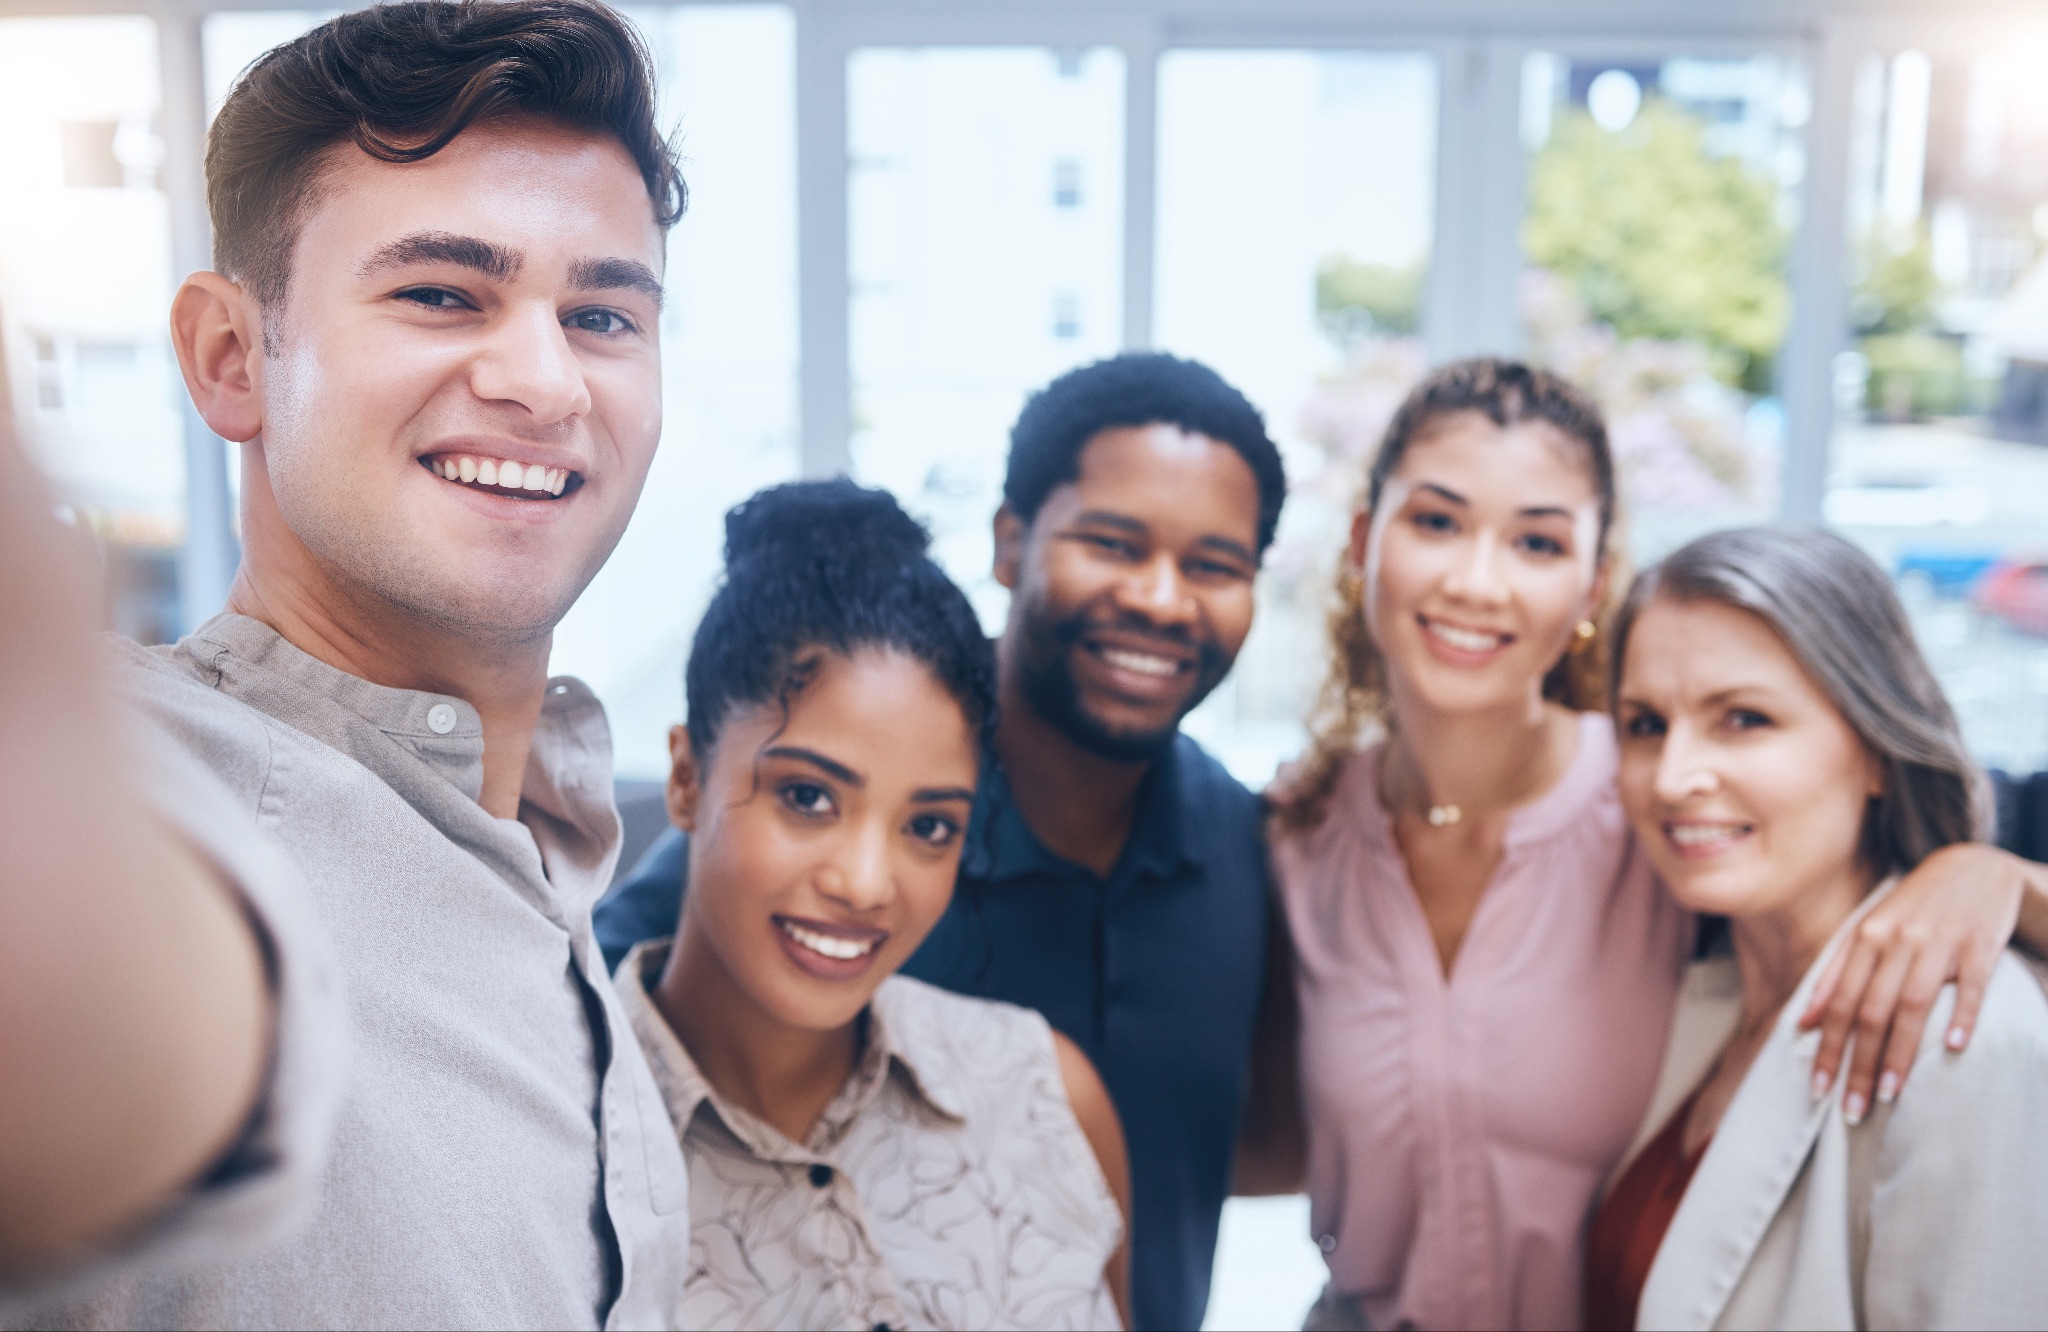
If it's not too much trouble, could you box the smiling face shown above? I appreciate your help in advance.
[228,117,666,644]
[1355,412,1606,718]
[1615,596,1884,925]
[996,424,1261,761]
[671,649,979,1033]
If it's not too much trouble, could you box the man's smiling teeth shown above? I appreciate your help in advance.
[1099,647,1181,677]
[1424,620,1508,653]
[431,455,569,496]
[779,919,879,961]
[1668,822,1753,847]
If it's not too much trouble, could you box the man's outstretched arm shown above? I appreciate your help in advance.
[0,403,270,1279]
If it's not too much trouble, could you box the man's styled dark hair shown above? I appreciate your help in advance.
[1003,352,1288,554]
[684,479,998,761]
[208,0,686,308]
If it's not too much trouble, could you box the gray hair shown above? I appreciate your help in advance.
[1610,525,1988,876]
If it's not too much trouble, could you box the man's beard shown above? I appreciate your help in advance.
[1013,595,1232,763]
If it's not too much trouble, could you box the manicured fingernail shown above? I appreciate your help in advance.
[1877,1071,1899,1104]
[1811,1068,1832,1100]
[1844,1092,1867,1125]
[1946,1025,1968,1050]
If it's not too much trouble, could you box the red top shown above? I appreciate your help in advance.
[1583,1089,1711,1332]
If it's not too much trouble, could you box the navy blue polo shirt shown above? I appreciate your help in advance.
[592,733,1270,1332]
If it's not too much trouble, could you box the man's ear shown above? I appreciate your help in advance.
[992,505,1028,592]
[169,272,266,445]
[665,724,702,833]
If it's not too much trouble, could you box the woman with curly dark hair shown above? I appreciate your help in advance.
[614,479,1130,1330]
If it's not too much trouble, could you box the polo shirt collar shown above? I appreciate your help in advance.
[617,940,966,1165]
[961,737,1198,886]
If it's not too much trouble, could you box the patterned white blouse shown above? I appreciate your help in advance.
[617,940,1125,1332]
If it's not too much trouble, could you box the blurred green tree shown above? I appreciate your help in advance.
[1850,227,1939,335]
[1315,256,1424,344]
[1524,100,1789,393]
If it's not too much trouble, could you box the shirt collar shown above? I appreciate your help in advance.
[616,940,966,1164]
[184,612,619,916]
[961,737,1198,886]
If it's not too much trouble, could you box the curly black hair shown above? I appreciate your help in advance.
[1003,352,1287,553]
[683,479,997,760]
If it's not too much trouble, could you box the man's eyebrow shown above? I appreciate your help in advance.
[568,256,665,308]
[357,231,522,282]
[1070,510,1148,534]
[1195,534,1258,566]
[762,745,862,787]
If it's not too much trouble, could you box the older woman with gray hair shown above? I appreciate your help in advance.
[1587,525,2048,1331]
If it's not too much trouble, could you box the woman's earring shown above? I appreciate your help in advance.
[1574,619,1598,644]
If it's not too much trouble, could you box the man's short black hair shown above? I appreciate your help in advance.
[1003,352,1287,554]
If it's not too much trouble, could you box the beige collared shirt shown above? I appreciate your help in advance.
[618,940,1123,1331]
[13,614,690,1331]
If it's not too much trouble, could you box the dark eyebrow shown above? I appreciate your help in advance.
[1194,534,1257,566]
[762,745,862,787]
[1517,505,1578,521]
[1415,482,1468,506]
[357,231,521,282]
[568,255,665,309]
[1070,510,1148,534]
[912,786,976,804]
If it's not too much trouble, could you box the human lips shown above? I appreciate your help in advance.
[1662,819,1756,858]
[419,450,580,500]
[771,913,890,981]
[1417,614,1514,664]
[1420,614,1511,652]
[1077,631,1198,700]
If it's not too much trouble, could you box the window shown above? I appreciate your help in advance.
[560,5,801,779]
[1053,156,1083,208]
[847,46,1126,624]
[1519,51,1809,556]
[0,13,185,641]
[1155,48,1438,783]
[1827,35,2048,777]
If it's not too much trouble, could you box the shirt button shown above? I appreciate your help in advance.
[808,1163,833,1189]
[1318,1233,1337,1253]
[426,703,457,734]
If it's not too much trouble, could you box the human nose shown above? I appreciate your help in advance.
[1653,721,1719,805]
[814,820,895,914]
[469,302,592,426]
[1113,551,1197,626]
[1441,529,1510,608]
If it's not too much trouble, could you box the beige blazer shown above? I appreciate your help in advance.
[1615,881,2048,1331]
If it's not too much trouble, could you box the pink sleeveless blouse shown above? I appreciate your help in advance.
[1273,712,1690,1331]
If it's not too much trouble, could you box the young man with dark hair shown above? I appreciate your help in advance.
[599,351,1287,1330]
[5,3,691,1326]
